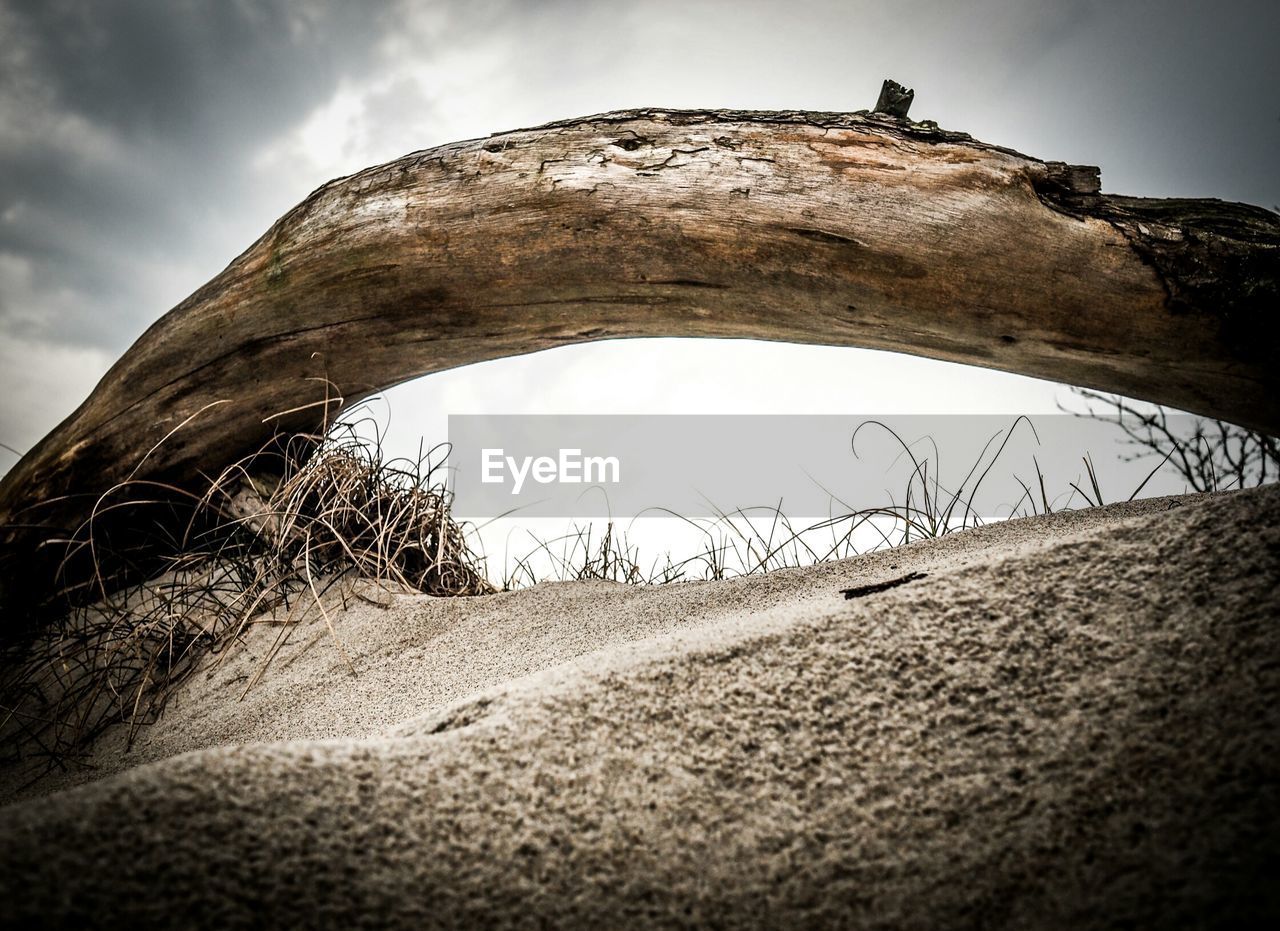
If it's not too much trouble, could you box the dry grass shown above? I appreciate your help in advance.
[499,417,1047,586]
[1068,387,1280,494]
[503,520,679,587]
[4,402,1274,772]
[0,421,490,771]
[495,409,1280,587]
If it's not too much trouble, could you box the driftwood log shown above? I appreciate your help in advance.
[1,107,1277,620]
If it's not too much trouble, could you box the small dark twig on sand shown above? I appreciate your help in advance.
[841,571,927,600]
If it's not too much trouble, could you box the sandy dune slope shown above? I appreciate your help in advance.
[1,486,1277,928]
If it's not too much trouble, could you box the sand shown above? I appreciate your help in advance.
[0,485,1277,927]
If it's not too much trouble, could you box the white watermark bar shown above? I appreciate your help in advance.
[447,414,1207,519]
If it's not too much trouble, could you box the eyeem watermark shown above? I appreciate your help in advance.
[482,448,621,495]
[449,414,1202,518]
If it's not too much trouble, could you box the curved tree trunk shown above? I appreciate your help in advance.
[1,108,1277,619]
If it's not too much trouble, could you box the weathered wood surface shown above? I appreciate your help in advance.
[1,107,1277,617]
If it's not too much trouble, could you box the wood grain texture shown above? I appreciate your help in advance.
[1,108,1277,616]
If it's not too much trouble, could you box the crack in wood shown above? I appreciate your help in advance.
[787,227,864,246]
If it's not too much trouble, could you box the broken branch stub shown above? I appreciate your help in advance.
[873,79,915,118]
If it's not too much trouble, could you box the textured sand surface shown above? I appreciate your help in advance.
[1,486,1277,928]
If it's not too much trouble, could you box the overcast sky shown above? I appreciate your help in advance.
[2,0,1277,470]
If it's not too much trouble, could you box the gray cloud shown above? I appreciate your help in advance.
[0,0,401,346]
[4,0,394,145]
